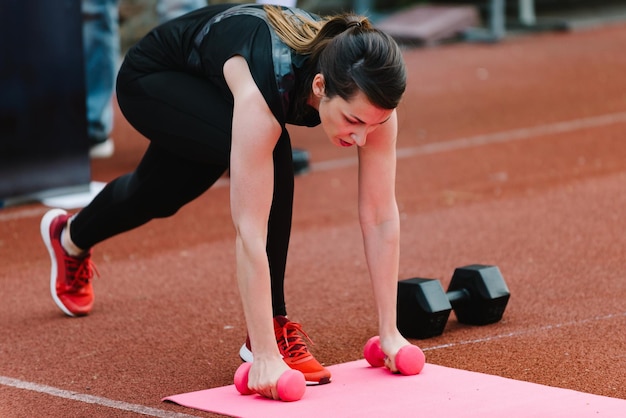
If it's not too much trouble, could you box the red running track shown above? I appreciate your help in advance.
[1,21,626,417]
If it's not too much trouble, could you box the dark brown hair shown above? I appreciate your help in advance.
[265,6,406,110]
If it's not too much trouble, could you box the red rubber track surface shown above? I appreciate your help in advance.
[1,23,625,417]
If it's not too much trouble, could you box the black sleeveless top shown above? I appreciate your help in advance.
[123,3,321,128]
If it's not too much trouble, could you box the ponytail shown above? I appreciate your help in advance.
[264,5,372,55]
[264,5,406,110]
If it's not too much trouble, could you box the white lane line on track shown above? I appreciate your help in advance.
[0,206,49,222]
[2,111,626,223]
[2,312,624,416]
[423,311,626,351]
[0,376,198,418]
[3,112,626,414]
[312,110,626,172]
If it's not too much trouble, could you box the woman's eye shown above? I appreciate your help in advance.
[346,118,358,124]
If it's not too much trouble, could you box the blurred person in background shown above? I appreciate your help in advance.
[83,0,208,159]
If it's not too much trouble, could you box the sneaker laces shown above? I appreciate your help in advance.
[63,253,99,289]
[276,320,314,359]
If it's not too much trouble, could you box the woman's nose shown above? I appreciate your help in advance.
[350,132,366,146]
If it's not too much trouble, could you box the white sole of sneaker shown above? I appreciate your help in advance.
[239,343,254,363]
[40,208,75,317]
[89,138,115,159]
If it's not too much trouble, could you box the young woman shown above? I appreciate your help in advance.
[41,3,418,399]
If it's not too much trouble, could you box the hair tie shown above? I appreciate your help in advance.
[347,19,362,30]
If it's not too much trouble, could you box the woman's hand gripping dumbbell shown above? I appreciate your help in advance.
[363,336,425,375]
[234,362,306,402]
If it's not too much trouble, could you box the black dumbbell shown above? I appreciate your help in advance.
[397,264,510,339]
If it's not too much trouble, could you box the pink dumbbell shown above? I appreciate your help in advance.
[363,336,425,375]
[234,362,306,402]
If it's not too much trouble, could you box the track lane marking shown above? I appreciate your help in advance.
[2,111,626,412]
[2,110,626,223]
[312,110,626,171]
[423,311,626,351]
[2,311,624,415]
[0,375,198,417]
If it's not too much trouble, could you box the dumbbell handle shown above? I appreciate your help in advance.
[446,288,471,305]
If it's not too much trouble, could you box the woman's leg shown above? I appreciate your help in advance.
[267,129,294,317]
[70,143,226,249]
[70,68,235,248]
[116,69,234,164]
[263,134,333,385]
[116,66,297,316]
[43,68,233,316]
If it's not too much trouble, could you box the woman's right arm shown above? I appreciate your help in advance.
[223,55,290,399]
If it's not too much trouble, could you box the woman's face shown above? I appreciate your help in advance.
[310,74,393,148]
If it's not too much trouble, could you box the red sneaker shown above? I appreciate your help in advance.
[239,315,332,385]
[40,209,97,316]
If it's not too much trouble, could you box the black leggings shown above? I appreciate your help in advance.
[70,66,294,316]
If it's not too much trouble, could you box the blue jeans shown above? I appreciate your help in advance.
[82,0,119,144]
[82,0,207,144]
[157,0,207,23]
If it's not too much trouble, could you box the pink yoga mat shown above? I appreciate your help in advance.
[163,360,625,417]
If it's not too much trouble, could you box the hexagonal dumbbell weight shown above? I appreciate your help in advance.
[397,264,510,339]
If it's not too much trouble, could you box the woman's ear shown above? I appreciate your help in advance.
[312,73,325,98]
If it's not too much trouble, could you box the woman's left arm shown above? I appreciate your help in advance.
[357,110,410,370]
